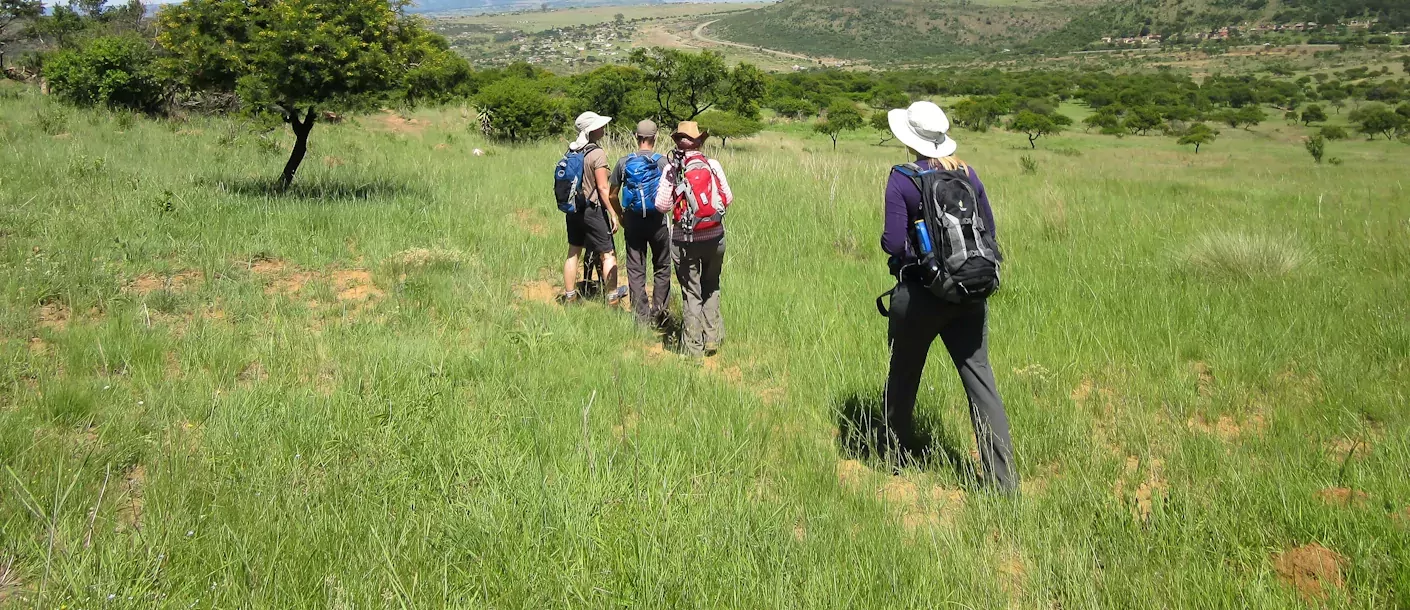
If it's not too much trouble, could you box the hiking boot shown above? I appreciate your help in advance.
[556,291,579,305]
[703,342,721,356]
[606,287,628,306]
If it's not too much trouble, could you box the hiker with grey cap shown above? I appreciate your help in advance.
[558,111,625,305]
[609,119,673,327]
[654,121,733,357]
[876,101,1017,491]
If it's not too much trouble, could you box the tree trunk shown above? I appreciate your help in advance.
[831,134,838,150]
[279,107,316,190]
[1029,134,1038,148]
[1195,143,1201,154]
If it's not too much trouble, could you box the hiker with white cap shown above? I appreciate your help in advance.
[876,101,1018,492]
[654,121,733,357]
[556,111,624,305]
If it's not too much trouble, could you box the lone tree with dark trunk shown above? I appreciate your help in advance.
[157,0,456,189]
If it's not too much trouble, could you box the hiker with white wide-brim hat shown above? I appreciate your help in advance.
[888,101,959,159]
[875,101,1018,492]
[558,111,622,305]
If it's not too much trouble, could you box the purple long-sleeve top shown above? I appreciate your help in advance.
[881,160,996,263]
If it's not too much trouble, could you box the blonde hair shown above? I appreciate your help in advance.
[907,147,967,172]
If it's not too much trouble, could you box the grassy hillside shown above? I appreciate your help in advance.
[715,0,1409,62]
[715,0,1092,61]
[2,79,1409,608]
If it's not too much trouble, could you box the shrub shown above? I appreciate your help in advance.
[1304,134,1325,164]
[1318,125,1348,140]
[476,78,563,143]
[1182,231,1303,279]
[43,35,164,113]
[1019,154,1038,174]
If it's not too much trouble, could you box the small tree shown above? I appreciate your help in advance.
[158,0,463,189]
[1352,106,1406,140]
[1304,134,1325,164]
[1300,104,1327,126]
[695,110,761,148]
[813,100,862,150]
[870,110,894,144]
[1084,108,1122,133]
[1234,106,1266,129]
[1177,123,1218,153]
[629,48,762,123]
[1318,125,1348,140]
[1123,105,1163,136]
[613,12,624,24]
[477,78,562,142]
[1009,110,1062,149]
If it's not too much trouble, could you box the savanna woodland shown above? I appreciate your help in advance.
[1,0,1408,607]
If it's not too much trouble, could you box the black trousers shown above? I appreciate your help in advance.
[884,281,1018,491]
[623,212,671,324]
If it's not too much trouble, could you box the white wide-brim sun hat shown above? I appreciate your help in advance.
[571,111,613,149]
[888,101,958,158]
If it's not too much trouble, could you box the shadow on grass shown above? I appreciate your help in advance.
[835,390,978,485]
[203,175,427,201]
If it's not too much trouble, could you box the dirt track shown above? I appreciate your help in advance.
[691,19,818,64]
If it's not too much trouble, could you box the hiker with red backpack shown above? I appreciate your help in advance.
[609,120,672,327]
[554,111,625,305]
[654,121,733,357]
[877,101,1018,492]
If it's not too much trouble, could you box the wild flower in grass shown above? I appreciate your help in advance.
[1181,231,1304,279]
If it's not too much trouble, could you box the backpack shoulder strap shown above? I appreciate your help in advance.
[893,163,925,191]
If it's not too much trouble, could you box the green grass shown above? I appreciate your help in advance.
[1,84,1409,608]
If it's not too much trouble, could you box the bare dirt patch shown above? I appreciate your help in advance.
[997,545,1029,599]
[27,337,47,354]
[37,301,70,330]
[1187,412,1266,442]
[248,257,288,276]
[514,209,548,237]
[330,269,383,303]
[433,143,450,151]
[516,280,560,305]
[125,270,203,295]
[393,247,466,269]
[323,156,345,168]
[701,356,743,384]
[1316,487,1369,507]
[372,111,428,135]
[115,465,146,533]
[835,459,870,491]
[1271,543,1345,602]
[1114,456,1167,523]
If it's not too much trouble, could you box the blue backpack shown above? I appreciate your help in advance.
[554,143,598,213]
[620,152,663,216]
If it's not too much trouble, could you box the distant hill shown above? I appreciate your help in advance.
[713,0,1409,61]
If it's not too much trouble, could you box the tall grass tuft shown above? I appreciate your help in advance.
[1181,231,1305,279]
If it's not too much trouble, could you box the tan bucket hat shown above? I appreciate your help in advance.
[670,121,709,142]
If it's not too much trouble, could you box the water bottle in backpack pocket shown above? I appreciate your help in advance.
[895,163,1002,304]
[620,152,663,217]
[554,144,597,213]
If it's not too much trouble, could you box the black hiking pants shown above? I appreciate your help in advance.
[624,211,672,325]
[884,281,1018,492]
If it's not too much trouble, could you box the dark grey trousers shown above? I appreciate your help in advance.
[884,281,1018,491]
[624,212,671,325]
[672,236,724,355]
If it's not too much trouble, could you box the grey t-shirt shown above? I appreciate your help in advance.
[610,151,670,189]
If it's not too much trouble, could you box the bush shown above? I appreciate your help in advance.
[1019,154,1038,174]
[1318,125,1348,140]
[1304,134,1325,164]
[43,36,165,113]
[476,78,563,142]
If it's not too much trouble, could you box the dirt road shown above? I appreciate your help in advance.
[691,19,817,64]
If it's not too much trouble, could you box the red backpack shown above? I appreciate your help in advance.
[670,151,729,239]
